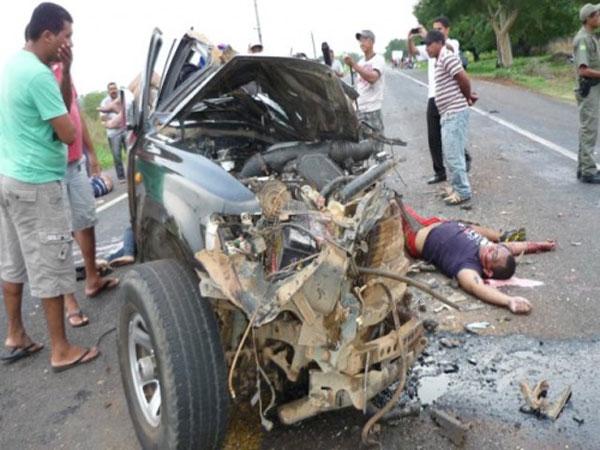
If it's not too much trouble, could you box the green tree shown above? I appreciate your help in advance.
[384,38,408,62]
[81,91,105,119]
[414,0,495,61]
[479,0,520,67]
[442,13,494,61]
[414,0,587,67]
[415,0,520,66]
[511,2,582,51]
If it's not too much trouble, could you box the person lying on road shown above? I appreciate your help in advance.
[399,201,556,315]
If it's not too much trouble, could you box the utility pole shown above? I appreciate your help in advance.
[253,0,263,45]
[310,32,317,59]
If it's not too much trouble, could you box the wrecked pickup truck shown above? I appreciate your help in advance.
[117,29,427,449]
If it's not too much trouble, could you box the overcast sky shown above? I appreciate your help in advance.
[1,0,419,94]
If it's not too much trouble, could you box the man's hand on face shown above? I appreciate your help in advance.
[343,55,355,68]
[507,296,532,315]
[57,44,72,72]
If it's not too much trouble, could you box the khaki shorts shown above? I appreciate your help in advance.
[66,158,97,232]
[0,174,76,298]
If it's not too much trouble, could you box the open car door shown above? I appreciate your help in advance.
[128,28,163,227]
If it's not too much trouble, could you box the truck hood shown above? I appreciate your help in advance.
[157,55,360,142]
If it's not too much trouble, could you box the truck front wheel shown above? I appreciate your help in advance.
[117,260,229,449]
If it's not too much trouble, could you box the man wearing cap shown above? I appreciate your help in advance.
[248,42,263,54]
[574,3,600,184]
[343,30,386,150]
[408,17,472,185]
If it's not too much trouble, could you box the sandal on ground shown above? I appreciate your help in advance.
[439,186,453,198]
[0,342,44,363]
[51,347,100,373]
[444,191,471,206]
[108,255,135,268]
[96,259,112,276]
[500,227,527,242]
[66,310,89,328]
[85,277,119,298]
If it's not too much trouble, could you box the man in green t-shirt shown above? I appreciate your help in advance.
[0,3,100,371]
[573,3,600,183]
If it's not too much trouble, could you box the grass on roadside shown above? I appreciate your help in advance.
[467,53,576,102]
[85,114,114,170]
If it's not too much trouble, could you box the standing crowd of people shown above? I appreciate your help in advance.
[0,3,127,370]
[0,2,595,372]
[343,20,476,204]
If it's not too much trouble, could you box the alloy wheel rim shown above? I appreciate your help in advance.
[128,313,161,427]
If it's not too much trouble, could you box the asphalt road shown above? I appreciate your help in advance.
[1,68,599,450]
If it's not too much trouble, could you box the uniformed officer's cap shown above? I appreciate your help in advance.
[580,3,600,22]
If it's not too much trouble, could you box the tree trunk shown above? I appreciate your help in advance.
[496,29,514,67]
[489,5,519,68]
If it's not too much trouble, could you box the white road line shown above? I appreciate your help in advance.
[397,71,578,163]
[96,193,127,213]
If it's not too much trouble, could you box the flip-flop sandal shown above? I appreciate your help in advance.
[96,259,113,276]
[108,255,135,268]
[439,186,454,198]
[500,227,527,242]
[66,310,90,328]
[51,347,100,373]
[1,342,44,363]
[85,277,119,298]
[444,192,471,206]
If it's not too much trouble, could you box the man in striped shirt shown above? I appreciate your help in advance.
[407,17,472,185]
[425,30,478,205]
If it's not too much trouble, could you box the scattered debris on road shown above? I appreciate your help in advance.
[573,416,585,426]
[430,408,470,446]
[439,337,461,349]
[484,277,544,288]
[519,379,572,421]
[464,321,492,334]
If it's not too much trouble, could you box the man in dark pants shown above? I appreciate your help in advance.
[408,17,471,184]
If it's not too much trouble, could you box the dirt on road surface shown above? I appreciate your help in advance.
[1,69,600,449]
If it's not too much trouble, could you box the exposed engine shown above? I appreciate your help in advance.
[195,144,426,427]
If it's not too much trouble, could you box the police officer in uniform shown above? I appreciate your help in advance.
[574,3,600,183]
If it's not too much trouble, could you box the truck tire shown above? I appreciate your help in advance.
[117,259,229,449]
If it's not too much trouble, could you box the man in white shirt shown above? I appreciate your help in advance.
[344,30,386,150]
[408,17,472,184]
[99,82,127,182]
[330,50,344,78]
